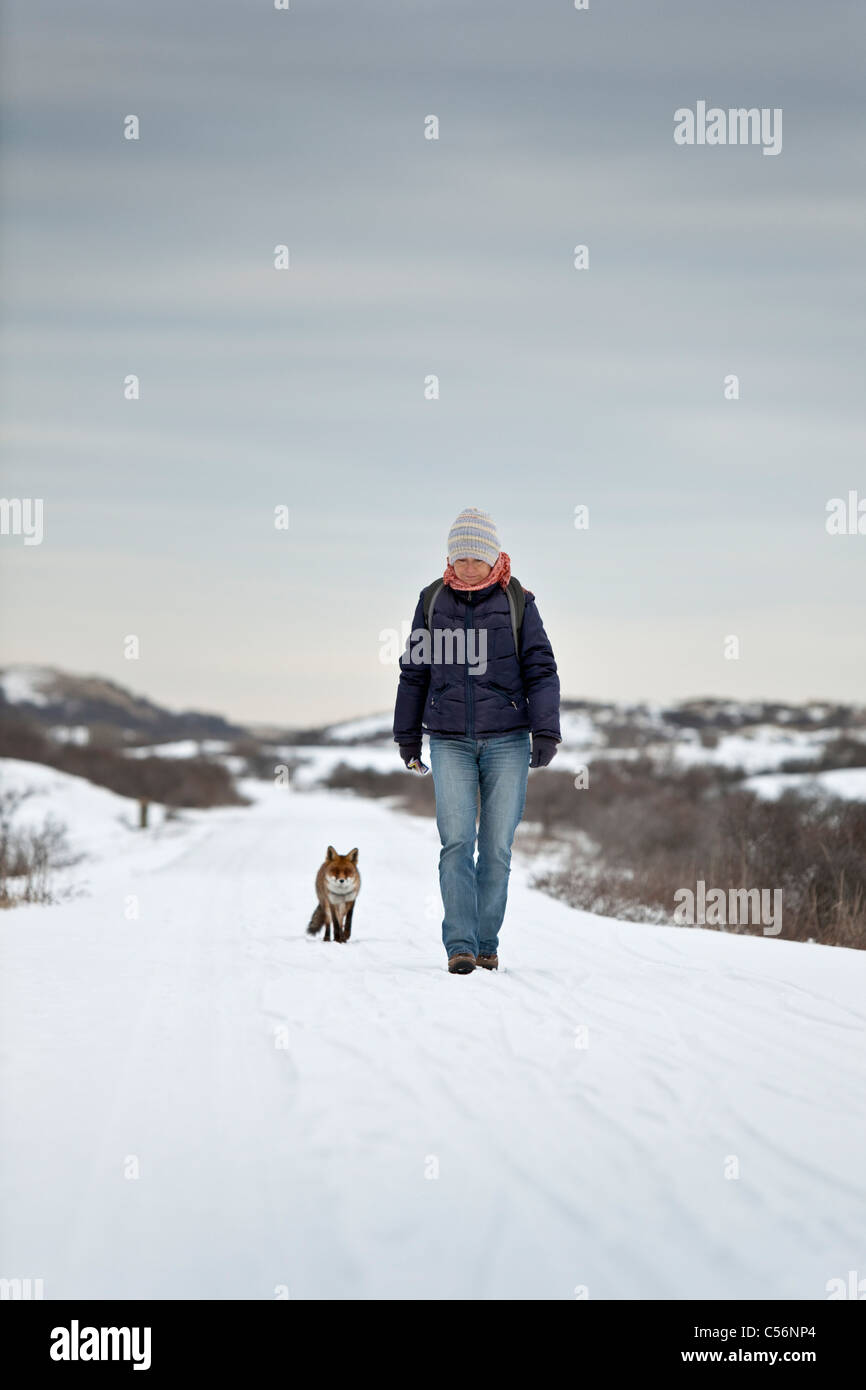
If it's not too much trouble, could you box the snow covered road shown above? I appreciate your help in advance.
[1,767,865,1299]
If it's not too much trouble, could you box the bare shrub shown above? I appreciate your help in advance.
[533,784,866,948]
[0,786,81,907]
[779,736,866,774]
[323,762,436,814]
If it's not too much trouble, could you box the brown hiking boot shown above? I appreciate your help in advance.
[477,954,498,970]
[448,953,476,974]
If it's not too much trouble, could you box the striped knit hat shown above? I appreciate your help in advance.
[447,508,501,566]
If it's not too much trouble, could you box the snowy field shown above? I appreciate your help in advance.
[1,760,865,1299]
[743,767,866,802]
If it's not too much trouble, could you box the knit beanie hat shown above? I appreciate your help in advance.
[447,508,501,566]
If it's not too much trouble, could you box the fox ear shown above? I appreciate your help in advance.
[326,845,336,860]
[348,848,358,863]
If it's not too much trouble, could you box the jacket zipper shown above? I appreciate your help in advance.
[465,593,474,737]
[489,681,521,709]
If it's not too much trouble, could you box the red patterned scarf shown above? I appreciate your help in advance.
[444,550,512,591]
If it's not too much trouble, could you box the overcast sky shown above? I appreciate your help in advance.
[1,0,864,725]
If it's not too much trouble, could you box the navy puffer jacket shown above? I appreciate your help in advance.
[393,579,560,743]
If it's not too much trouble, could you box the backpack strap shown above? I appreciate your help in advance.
[422,579,445,630]
[423,576,525,655]
[505,577,526,656]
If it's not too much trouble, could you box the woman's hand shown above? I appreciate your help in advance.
[529,735,558,769]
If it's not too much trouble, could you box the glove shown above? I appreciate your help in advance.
[399,742,422,767]
[529,735,558,769]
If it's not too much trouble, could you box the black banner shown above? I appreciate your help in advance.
[3,1298,861,1374]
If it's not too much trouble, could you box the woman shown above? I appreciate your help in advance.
[393,508,561,974]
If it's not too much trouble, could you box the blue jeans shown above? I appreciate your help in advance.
[428,732,530,960]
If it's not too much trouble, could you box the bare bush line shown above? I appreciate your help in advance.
[0,714,246,809]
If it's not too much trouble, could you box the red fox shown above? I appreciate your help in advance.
[307,846,361,943]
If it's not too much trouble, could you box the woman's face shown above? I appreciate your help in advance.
[452,557,493,584]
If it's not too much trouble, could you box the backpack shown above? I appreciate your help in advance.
[422,576,527,657]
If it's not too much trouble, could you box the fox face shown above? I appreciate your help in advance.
[322,845,359,893]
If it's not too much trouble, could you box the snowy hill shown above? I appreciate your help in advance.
[0,757,146,854]
[0,665,243,742]
[1,769,864,1299]
[324,712,395,745]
